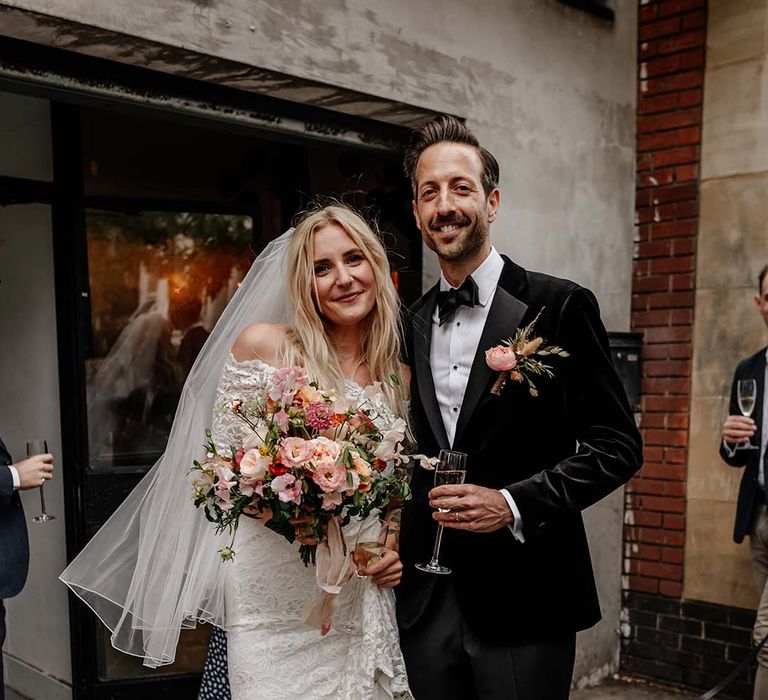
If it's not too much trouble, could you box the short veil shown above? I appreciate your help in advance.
[60,229,294,668]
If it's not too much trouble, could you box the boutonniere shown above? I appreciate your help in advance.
[484,309,569,397]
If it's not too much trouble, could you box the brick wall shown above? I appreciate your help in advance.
[626,0,706,603]
[617,0,759,695]
[622,593,756,697]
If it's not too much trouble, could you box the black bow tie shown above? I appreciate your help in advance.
[437,276,479,326]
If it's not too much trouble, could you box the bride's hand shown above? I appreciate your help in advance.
[359,548,403,588]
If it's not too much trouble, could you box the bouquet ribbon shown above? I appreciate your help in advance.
[303,516,354,630]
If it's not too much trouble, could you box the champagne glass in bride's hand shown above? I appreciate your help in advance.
[416,449,467,576]
[737,379,760,451]
[342,518,392,634]
[26,439,56,522]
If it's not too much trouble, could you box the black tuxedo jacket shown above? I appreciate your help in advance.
[0,436,29,599]
[720,347,767,544]
[396,257,643,643]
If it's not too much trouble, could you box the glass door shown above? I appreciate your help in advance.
[82,208,256,683]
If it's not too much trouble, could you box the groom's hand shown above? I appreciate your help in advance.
[429,484,514,533]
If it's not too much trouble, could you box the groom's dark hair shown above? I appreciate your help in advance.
[403,115,500,197]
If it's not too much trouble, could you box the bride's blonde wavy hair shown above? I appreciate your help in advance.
[279,204,406,417]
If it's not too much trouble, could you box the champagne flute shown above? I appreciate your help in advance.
[342,518,391,634]
[26,439,56,522]
[737,379,760,451]
[416,449,467,575]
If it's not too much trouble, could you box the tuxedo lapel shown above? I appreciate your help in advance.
[755,351,766,459]
[453,276,528,447]
[412,286,450,450]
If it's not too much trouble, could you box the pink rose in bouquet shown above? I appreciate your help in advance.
[239,448,270,482]
[278,437,314,468]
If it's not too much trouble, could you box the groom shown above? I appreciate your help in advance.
[396,116,643,699]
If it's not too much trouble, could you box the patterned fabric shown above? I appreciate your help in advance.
[213,355,411,700]
[198,626,231,700]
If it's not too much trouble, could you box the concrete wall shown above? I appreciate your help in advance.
[684,0,768,608]
[0,0,638,687]
[5,0,638,325]
[0,92,71,698]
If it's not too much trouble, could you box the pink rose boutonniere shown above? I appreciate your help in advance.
[485,309,569,397]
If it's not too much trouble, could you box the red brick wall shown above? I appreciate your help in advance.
[624,0,707,599]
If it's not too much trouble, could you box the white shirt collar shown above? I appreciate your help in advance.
[438,247,504,307]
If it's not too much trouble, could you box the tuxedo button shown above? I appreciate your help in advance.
[452,406,458,413]
[452,365,458,371]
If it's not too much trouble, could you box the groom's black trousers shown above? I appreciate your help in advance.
[399,578,575,700]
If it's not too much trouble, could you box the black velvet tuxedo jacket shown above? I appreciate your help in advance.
[0,436,29,599]
[720,347,767,544]
[396,257,643,643]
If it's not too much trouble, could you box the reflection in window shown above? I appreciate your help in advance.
[85,210,254,470]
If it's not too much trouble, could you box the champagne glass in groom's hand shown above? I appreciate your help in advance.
[26,439,56,522]
[416,450,467,576]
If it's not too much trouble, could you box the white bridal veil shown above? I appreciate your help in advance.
[60,229,294,667]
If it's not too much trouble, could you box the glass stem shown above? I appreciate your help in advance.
[39,484,47,514]
[345,578,363,632]
[429,524,445,566]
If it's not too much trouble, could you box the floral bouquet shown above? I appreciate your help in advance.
[191,367,415,567]
[485,309,569,397]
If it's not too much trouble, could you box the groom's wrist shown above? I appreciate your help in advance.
[499,488,525,543]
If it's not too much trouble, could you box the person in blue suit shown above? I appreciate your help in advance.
[0,437,53,699]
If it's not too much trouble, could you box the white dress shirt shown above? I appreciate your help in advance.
[8,464,19,489]
[723,348,768,488]
[430,247,524,541]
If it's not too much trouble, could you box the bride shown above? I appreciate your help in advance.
[61,204,413,699]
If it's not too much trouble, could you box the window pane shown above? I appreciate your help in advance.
[85,209,254,471]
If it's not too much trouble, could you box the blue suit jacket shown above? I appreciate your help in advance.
[0,437,29,598]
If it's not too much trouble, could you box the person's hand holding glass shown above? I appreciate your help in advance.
[416,450,467,575]
[13,439,55,521]
[342,517,400,633]
[722,379,760,451]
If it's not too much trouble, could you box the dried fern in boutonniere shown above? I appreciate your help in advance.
[484,309,569,397]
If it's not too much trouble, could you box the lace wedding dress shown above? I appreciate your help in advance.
[213,355,412,700]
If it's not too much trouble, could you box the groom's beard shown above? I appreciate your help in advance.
[423,211,489,262]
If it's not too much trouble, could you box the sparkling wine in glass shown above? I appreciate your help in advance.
[353,541,386,569]
[26,439,55,523]
[416,450,467,575]
[737,379,760,451]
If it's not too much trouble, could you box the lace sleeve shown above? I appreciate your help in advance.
[211,354,273,452]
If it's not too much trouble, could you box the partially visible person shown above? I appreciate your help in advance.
[0,437,54,700]
[197,625,230,700]
[720,264,768,700]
